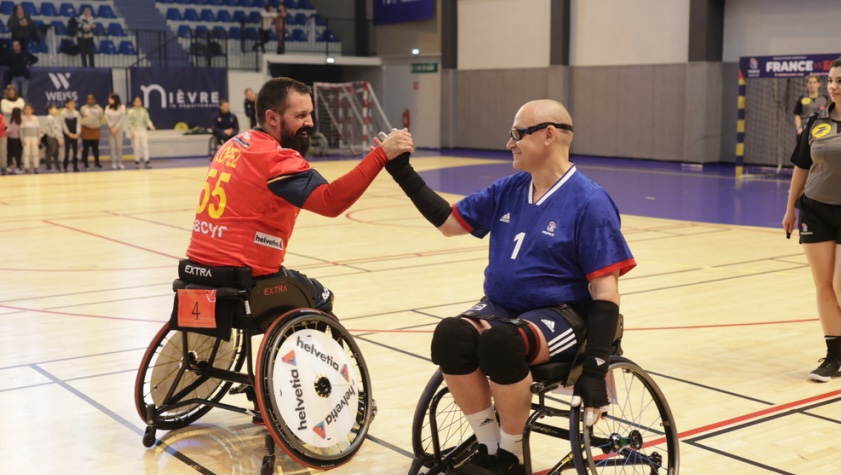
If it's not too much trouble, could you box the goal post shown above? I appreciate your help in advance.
[735,53,839,177]
[313,81,393,155]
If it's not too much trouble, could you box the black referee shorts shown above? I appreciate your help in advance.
[797,195,841,244]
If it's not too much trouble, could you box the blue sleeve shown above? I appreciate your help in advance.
[268,169,329,208]
[454,183,498,239]
[575,190,634,279]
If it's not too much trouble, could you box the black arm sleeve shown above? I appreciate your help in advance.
[581,300,620,377]
[385,154,452,227]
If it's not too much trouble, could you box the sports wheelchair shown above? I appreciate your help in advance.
[134,259,375,474]
[408,312,679,475]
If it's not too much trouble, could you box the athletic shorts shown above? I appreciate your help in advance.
[462,299,579,364]
[797,195,841,244]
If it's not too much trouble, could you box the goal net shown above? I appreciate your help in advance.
[313,82,393,155]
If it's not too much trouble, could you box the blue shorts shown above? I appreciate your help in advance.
[462,299,579,364]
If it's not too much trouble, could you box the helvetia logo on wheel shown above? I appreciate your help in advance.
[273,329,359,447]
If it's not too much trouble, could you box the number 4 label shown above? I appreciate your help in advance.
[177,289,218,329]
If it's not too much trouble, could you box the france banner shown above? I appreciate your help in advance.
[373,0,434,25]
[129,67,228,129]
[739,53,840,79]
[27,68,112,111]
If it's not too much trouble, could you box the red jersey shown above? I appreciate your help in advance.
[186,129,310,276]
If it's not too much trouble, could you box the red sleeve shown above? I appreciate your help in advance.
[301,147,389,217]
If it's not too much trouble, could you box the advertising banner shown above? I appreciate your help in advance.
[129,67,228,129]
[27,68,112,111]
[739,53,840,79]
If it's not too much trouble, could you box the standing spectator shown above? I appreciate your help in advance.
[782,58,841,382]
[127,96,154,169]
[104,93,126,169]
[254,5,276,53]
[274,5,287,54]
[42,103,63,172]
[1,85,25,121]
[79,94,103,169]
[794,75,830,136]
[6,107,22,173]
[77,6,96,68]
[20,102,40,173]
[0,112,7,176]
[7,4,34,51]
[244,88,257,129]
[211,99,238,146]
[61,98,81,172]
[6,40,37,101]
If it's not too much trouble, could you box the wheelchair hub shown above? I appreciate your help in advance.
[314,375,332,398]
[609,429,644,451]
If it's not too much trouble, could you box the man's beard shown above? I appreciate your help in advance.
[281,122,311,157]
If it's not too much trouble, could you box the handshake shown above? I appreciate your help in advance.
[373,128,414,161]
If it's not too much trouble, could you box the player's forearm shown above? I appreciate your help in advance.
[385,156,453,229]
[794,115,802,130]
[301,146,388,217]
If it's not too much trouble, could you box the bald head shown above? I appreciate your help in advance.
[513,99,573,148]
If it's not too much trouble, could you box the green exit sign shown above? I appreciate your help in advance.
[411,63,438,73]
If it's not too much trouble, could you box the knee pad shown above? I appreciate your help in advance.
[478,324,529,385]
[431,317,480,375]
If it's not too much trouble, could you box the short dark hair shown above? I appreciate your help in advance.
[255,77,312,126]
[831,57,841,70]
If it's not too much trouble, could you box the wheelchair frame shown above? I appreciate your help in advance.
[134,260,375,474]
[409,316,680,475]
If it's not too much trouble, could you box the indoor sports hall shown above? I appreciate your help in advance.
[1,1,839,474]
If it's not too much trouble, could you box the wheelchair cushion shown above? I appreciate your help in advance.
[178,259,253,289]
[530,362,575,385]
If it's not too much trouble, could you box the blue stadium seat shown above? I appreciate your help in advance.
[157,0,174,3]
[191,0,208,4]
[194,25,208,37]
[40,2,59,17]
[314,14,326,26]
[223,0,237,6]
[247,11,261,24]
[232,10,246,23]
[79,3,94,15]
[207,0,222,5]
[50,20,67,36]
[243,27,258,40]
[174,0,189,4]
[298,0,313,9]
[216,10,232,22]
[0,21,7,33]
[107,23,126,37]
[294,13,307,25]
[183,8,199,22]
[322,29,338,42]
[227,26,241,39]
[98,39,117,55]
[0,1,14,15]
[93,22,106,36]
[199,9,215,22]
[237,0,252,6]
[98,5,117,19]
[285,14,296,26]
[118,40,137,55]
[59,2,76,17]
[289,28,306,42]
[212,26,227,38]
[59,37,77,54]
[21,1,37,16]
[166,8,182,21]
[283,0,296,9]
[177,24,192,38]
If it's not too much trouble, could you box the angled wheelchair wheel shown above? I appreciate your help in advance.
[570,356,679,475]
[409,369,477,475]
[255,310,374,469]
[134,322,247,430]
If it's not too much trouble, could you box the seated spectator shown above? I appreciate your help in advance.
[211,99,238,145]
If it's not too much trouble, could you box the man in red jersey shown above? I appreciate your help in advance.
[187,77,413,310]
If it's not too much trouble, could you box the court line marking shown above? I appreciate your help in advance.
[42,219,181,259]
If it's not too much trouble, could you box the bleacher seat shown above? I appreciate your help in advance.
[0,21,8,34]
[21,1,37,16]
[79,3,94,15]
[0,1,14,16]
[177,24,192,38]
[285,14,296,26]
[294,13,307,25]
[40,2,58,17]
[98,39,117,54]
[98,5,117,19]
[237,0,253,6]
[232,10,246,23]
[314,14,326,26]
[298,0,313,9]
[216,10,232,22]
[59,2,76,17]
[50,20,68,36]
[212,26,227,39]
[183,8,199,22]
[207,0,222,5]
[322,29,338,42]
[118,40,137,55]
[191,0,208,4]
[174,0,189,4]
[243,27,258,40]
[247,11,261,24]
[288,28,306,42]
[166,8,182,21]
[194,25,208,37]
[59,38,77,54]
[227,26,241,39]
[223,0,237,6]
[283,0,296,8]
[107,23,126,37]
[200,9,215,22]
[93,22,106,36]
[28,39,46,53]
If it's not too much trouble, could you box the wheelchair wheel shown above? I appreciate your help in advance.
[255,310,374,469]
[409,369,476,475]
[570,356,679,475]
[134,322,247,430]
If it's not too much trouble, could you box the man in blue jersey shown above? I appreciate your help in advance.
[385,99,635,475]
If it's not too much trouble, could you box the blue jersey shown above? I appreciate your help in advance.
[453,165,635,313]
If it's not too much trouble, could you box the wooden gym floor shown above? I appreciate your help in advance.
[0,154,838,474]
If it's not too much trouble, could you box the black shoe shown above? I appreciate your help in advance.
[450,444,498,474]
[809,357,841,382]
[95,163,103,168]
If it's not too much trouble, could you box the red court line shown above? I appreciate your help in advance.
[0,265,173,272]
[42,219,181,260]
[0,304,163,324]
[626,317,818,331]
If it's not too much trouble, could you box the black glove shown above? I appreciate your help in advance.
[573,365,609,409]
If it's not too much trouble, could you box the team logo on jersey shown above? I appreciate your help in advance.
[471,303,487,311]
[542,221,556,237]
[801,97,812,105]
[541,319,556,333]
[811,123,831,139]
[500,213,511,223]
[254,231,284,250]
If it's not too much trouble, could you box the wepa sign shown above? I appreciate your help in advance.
[740,53,840,79]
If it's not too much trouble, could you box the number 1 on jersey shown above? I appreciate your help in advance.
[511,232,525,259]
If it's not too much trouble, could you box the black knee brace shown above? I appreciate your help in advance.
[431,317,480,375]
[478,324,529,385]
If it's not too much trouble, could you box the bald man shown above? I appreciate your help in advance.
[385,100,635,474]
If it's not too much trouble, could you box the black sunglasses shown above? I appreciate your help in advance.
[509,122,574,141]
